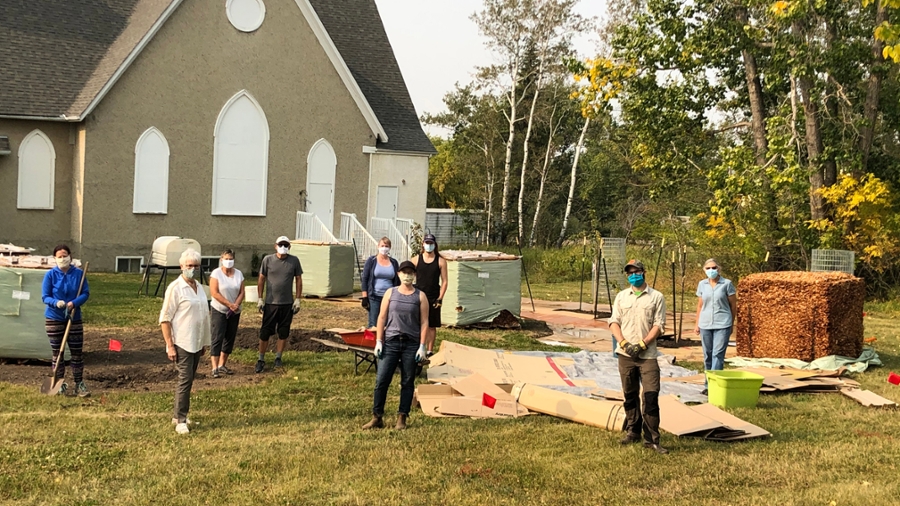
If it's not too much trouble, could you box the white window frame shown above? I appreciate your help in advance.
[200,256,221,275]
[133,126,170,214]
[212,90,270,216]
[17,129,56,210]
[115,256,145,273]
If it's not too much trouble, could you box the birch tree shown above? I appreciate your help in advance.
[515,0,588,242]
[473,0,536,242]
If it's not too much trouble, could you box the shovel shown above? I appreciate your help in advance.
[41,262,89,395]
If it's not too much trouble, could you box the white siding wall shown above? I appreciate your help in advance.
[366,152,428,227]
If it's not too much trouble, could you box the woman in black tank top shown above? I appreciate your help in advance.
[412,233,448,357]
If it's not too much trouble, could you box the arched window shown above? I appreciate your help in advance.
[17,130,55,209]
[306,139,337,231]
[133,127,170,214]
[212,90,269,216]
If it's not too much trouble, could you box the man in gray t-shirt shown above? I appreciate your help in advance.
[255,236,303,373]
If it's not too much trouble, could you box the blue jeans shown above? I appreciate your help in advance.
[700,327,732,373]
[367,294,384,328]
[372,337,418,416]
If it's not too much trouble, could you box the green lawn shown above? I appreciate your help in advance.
[2,274,899,505]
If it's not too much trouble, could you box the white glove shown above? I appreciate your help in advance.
[292,298,301,315]
[416,344,427,363]
[374,340,383,359]
[56,300,66,309]
[257,300,265,312]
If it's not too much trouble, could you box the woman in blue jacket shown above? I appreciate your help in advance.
[360,237,400,328]
[41,244,90,397]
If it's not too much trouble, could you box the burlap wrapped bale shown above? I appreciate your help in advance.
[735,272,864,360]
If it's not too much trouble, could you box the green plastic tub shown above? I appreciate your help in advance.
[705,370,765,408]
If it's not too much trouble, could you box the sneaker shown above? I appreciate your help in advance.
[56,381,68,396]
[644,442,669,454]
[255,360,265,374]
[175,423,190,435]
[212,368,221,379]
[171,417,192,425]
[274,357,283,369]
[219,365,234,375]
[75,381,91,398]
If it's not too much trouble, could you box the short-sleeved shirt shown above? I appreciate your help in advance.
[608,286,666,360]
[159,276,211,353]
[260,254,303,305]
[373,262,396,296]
[696,277,736,330]
[210,267,244,315]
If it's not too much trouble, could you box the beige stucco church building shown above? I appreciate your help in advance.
[0,0,434,271]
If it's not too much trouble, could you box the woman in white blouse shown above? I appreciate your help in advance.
[160,249,211,435]
[208,249,245,378]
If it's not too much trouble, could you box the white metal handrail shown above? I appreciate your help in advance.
[295,211,339,243]
[395,218,414,242]
[371,217,409,262]
[340,212,378,271]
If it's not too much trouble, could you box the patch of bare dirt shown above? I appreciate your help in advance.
[0,298,368,395]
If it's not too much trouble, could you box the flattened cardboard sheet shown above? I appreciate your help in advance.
[449,372,515,401]
[658,395,770,441]
[428,341,576,386]
[841,388,897,407]
[437,397,527,418]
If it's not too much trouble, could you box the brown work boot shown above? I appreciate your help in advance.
[362,416,384,430]
[395,414,408,430]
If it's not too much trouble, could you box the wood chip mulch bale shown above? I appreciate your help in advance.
[735,271,864,361]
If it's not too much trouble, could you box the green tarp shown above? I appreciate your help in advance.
[289,242,354,298]
[725,346,882,374]
[441,258,521,327]
[0,267,66,361]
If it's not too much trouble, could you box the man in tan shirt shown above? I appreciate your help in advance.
[608,259,668,454]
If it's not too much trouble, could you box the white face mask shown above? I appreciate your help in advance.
[222,259,235,269]
[182,268,195,280]
[55,256,71,269]
[399,272,415,285]
[277,246,290,255]
[424,243,435,253]
[378,247,390,256]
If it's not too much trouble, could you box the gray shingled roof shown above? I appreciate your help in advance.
[0,0,435,154]
[307,0,435,154]
[0,0,173,119]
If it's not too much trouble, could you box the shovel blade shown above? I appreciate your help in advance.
[41,377,63,395]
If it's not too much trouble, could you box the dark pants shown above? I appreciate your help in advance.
[367,294,384,328]
[174,346,202,423]
[618,355,661,445]
[210,310,240,356]
[46,319,84,383]
[372,337,418,416]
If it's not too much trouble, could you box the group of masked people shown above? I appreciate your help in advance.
[42,236,735,449]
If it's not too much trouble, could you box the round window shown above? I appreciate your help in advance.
[226,0,265,33]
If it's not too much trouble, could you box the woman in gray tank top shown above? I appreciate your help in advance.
[362,260,429,431]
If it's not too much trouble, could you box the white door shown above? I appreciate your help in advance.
[307,140,336,231]
[376,186,398,220]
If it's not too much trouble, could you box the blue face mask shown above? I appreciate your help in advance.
[627,273,644,287]
[705,268,718,279]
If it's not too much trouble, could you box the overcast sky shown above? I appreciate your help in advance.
[374,0,607,121]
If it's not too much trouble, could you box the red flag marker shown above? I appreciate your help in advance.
[108,339,122,352]
[482,393,497,409]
